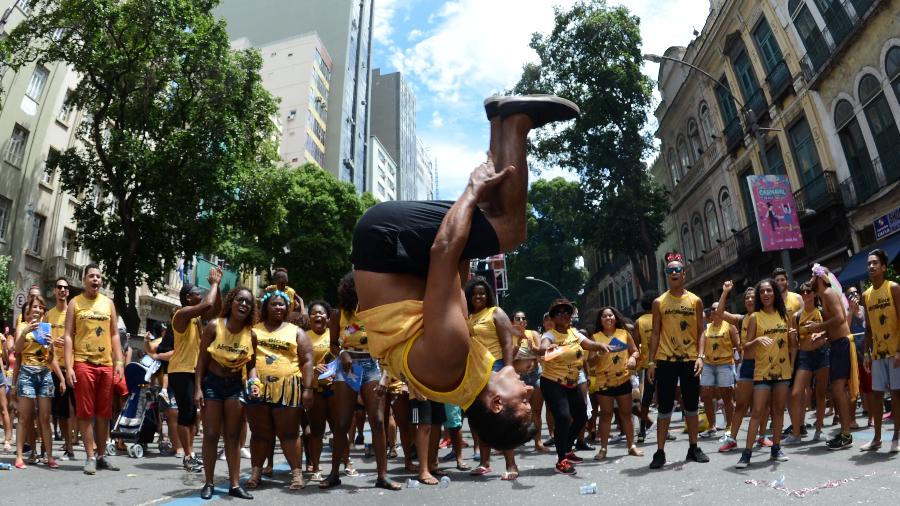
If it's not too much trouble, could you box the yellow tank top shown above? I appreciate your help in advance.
[740,314,752,346]
[655,290,701,362]
[752,310,791,381]
[339,310,369,352]
[797,307,823,343]
[21,330,52,367]
[635,314,652,370]
[307,328,334,387]
[591,328,631,390]
[704,320,733,365]
[784,291,803,315]
[540,328,584,387]
[207,318,253,372]
[358,299,494,409]
[864,281,899,359]
[45,306,67,363]
[253,322,303,405]
[469,306,503,361]
[72,294,113,366]
[169,310,201,374]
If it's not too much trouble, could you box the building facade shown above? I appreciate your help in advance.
[366,135,398,201]
[216,0,374,193]
[370,68,418,200]
[415,136,435,200]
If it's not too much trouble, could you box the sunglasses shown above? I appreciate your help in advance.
[665,266,685,274]
[234,297,253,305]
[56,285,69,290]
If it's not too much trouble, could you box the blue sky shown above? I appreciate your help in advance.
[370,0,712,198]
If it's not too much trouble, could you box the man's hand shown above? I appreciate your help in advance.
[804,321,824,333]
[468,156,515,201]
[755,336,774,347]
[66,368,77,388]
[647,364,656,383]
[114,363,124,382]
[208,266,223,285]
[195,387,204,409]
[722,280,733,293]
[301,388,314,409]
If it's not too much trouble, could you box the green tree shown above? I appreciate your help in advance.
[0,256,15,323]
[503,178,587,326]
[513,0,667,291]
[1,0,281,330]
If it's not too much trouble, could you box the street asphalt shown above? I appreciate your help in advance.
[1,406,898,505]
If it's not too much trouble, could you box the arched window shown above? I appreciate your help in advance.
[720,189,737,233]
[667,148,681,183]
[688,119,703,156]
[681,224,694,260]
[677,136,692,170]
[692,214,706,254]
[834,98,877,201]
[705,200,720,245]
[859,74,900,182]
[699,103,715,144]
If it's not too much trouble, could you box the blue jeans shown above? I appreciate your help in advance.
[17,366,54,398]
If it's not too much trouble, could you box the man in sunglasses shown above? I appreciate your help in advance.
[47,277,76,460]
[648,254,708,469]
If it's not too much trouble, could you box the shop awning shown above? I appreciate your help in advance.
[838,233,900,286]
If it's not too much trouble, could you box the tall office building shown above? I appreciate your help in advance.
[415,137,435,200]
[367,135,397,202]
[370,68,417,200]
[216,0,373,193]
[232,34,332,168]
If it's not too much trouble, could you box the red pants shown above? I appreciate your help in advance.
[74,362,114,420]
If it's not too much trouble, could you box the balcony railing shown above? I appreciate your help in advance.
[793,170,841,213]
[723,116,743,154]
[685,233,741,287]
[839,159,880,208]
[799,0,883,86]
[45,256,84,287]
[764,59,792,102]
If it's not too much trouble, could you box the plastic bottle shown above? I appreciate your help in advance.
[439,475,451,488]
[406,478,421,489]
[0,463,11,470]
[579,482,598,495]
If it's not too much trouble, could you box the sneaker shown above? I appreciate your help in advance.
[637,429,646,443]
[666,433,677,441]
[97,456,120,471]
[555,459,576,475]
[699,428,718,439]
[564,451,583,464]
[890,439,899,453]
[575,441,595,451]
[782,434,803,445]
[184,456,203,472]
[735,449,752,469]
[718,436,737,453]
[813,429,823,442]
[59,452,71,461]
[781,425,793,436]
[686,445,709,463]
[241,448,251,459]
[756,437,773,448]
[770,445,788,462]
[859,440,881,451]
[649,449,666,469]
[609,434,625,444]
[439,450,456,463]
[83,457,97,475]
[826,433,853,450]
[544,437,556,447]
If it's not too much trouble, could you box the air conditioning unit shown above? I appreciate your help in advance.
[287,110,297,121]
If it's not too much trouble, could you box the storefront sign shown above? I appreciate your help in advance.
[873,207,900,240]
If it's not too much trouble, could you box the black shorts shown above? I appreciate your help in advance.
[51,372,75,418]
[599,380,632,397]
[351,200,500,278]
[409,399,446,425]
[169,372,196,426]
[829,337,852,382]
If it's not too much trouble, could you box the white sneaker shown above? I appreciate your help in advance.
[241,448,251,459]
[860,440,882,451]
[217,449,225,461]
[890,439,899,453]
[700,428,718,439]
[812,430,823,442]
[782,435,803,445]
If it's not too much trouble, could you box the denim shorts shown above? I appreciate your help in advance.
[796,346,830,372]
[202,373,244,402]
[871,357,900,392]
[334,356,381,385]
[17,366,54,398]
[492,359,505,373]
[738,359,755,381]
[700,362,735,388]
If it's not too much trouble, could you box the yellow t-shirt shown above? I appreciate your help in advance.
[703,320,733,365]
[358,299,493,409]
[45,306,67,363]
[21,330,52,367]
[169,310,201,374]
[469,306,503,361]
[739,313,752,347]
[784,291,803,315]
[515,330,541,360]
[753,310,791,381]
[339,310,368,352]
[207,318,253,372]
[635,314,652,370]
[655,290,701,362]
[797,307,823,344]
[72,294,114,366]
[864,281,899,360]
[253,322,302,405]
[540,328,584,387]
[591,328,631,390]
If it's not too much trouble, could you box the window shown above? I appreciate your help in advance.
[720,189,737,233]
[752,17,784,75]
[705,200,720,244]
[688,119,703,156]
[788,116,823,188]
[699,103,715,144]
[29,213,46,254]
[677,136,691,169]
[732,50,765,116]
[25,66,49,101]
[859,74,900,182]
[667,148,681,184]
[5,124,30,167]
[0,196,10,241]
[692,214,706,254]
[834,99,877,200]
[813,0,852,47]
[765,141,787,175]
[792,3,829,73]
[738,167,756,226]
[62,228,76,262]
[681,225,694,261]
[42,148,60,184]
[57,91,74,124]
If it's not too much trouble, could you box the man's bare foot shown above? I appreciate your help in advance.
[418,473,439,485]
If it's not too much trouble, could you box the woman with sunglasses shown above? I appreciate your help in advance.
[735,278,794,468]
[539,298,611,475]
[465,276,520,480]
[591,306,642,459]
[783,281,829,444]
[195,287,258,500]
[512,310,548,452]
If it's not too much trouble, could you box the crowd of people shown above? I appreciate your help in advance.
[0,94,897,500]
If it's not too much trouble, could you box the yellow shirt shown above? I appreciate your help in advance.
[72,293,114,366]
[753,310,791,381]
[591,328,631,390]
[515,330,541,360]
[253,322,302,405]
[358,299,493,409]
[540,328,584,387]
[339,310,368,352]
[864,281,899,360]
[704,320,733,365]
[308,328,334,387]
[207,318,253,372]
[655,290,701,362]
[469,306,503,361]
[635,314,652,370]
[784,291,803,315]
[739,313,752,347]
[45,306,67,363]
[21,330,52,367]
[797,307,823,343]
[169,311,201,374]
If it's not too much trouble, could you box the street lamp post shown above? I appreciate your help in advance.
[525,276,565,298]
[644,53,795,286]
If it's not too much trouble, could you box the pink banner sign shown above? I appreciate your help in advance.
[747,175,804,252]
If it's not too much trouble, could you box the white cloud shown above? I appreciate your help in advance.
[407,28,423,41]
[431,110,444,128]
[372,0,399,46]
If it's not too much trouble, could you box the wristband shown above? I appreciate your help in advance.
[115,360,124,366]
[648,361,656,367]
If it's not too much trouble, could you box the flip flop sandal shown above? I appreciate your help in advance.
[245,467,262,489]
[343,467,359,477]
[456,461,471,471]
[430,468,448,477]
[469,465,492,476]
[500,471,519,481]
[375,478,402,490]
[309,471,323,482]
[418,476,439,486]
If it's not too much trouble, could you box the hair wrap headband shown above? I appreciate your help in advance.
[261,290,289,305]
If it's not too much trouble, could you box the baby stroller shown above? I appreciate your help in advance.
[109,356,162,458]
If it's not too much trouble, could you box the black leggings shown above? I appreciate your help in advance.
[169,372,197,426]
[540,377,587,462]
[641,370,655,408]
[655,360,700,418]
